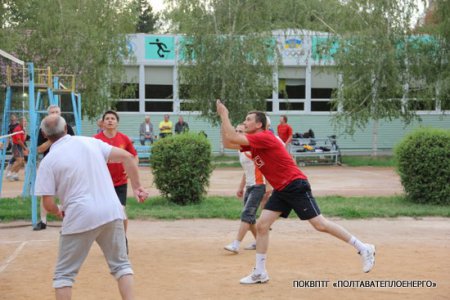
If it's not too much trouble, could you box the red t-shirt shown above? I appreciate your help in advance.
[277,123,293,143]
[94,131,137,186]
[12,125,25,144]
[242,130,307,191]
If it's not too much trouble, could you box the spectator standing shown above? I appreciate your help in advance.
[174,116,189,134]
[34,105,75,231]
[139,116,154,145]
[159,114,172,138]
[277,115,293,152]
[35,114,148,300]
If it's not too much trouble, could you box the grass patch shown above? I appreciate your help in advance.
[212,154,396,168]
[340,155,395,167]
[1,195,449,222]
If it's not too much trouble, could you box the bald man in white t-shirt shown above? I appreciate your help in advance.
[35,114,149,300]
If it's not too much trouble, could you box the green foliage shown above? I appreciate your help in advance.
[151,133,213,205]
[0,0,138,119]
[394,127,450,205]
[132,0,159,33]
[165,0,279,125]
[330,0,424,135]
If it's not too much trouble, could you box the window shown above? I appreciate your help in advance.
[279,102,304,111]
[145,101,173,112]
[145,84,173,99]
[311,88,333,99]
[115,101,140,112]
[311,101,335,112]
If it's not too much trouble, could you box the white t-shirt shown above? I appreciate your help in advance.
[35,135,124,235]
[238,151,265,187]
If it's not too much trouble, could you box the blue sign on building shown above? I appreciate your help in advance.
[145,36,175,60]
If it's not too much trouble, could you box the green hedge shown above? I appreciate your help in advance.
[151,133,213,205]
[394,127,450,205]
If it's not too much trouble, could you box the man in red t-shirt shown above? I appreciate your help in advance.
[94,110,138,241]
[216,100,375,284]
[277,115,293,153]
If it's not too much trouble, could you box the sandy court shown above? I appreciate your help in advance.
[1,166,449,299]
[0,218,449,300]
[1,165,404,199]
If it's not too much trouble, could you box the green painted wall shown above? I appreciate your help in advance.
[81,113,450,153]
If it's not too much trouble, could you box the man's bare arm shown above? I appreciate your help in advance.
[216,100,250,148]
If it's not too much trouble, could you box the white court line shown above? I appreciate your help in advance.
[0,241,27,273]
[0,239,53,245]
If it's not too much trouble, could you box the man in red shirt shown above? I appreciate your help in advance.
[277,115,293,152]
[94,110,138,244]
[8,117,28,181]
[216,100,376,284]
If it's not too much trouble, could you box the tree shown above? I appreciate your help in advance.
[0,0,137,119]
[165,0,280,125]
[164,0,362,125]
[320,0,433,155]
[133,0,159,33]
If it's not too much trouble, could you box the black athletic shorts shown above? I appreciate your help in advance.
[264,179,321,220]
[114,184,128,206]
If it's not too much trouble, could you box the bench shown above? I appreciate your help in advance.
[134,145,152,166]
[290,137,341,166]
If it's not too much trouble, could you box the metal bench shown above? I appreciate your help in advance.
[290,137,341,166]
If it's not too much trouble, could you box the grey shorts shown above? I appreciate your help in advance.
[241,184,265,224]
[53,219,132,289]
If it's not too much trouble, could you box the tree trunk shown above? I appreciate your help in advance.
[371,119,379,157]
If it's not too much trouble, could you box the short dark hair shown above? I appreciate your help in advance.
[248,111,267,130]
[281,115,288,122]
[102,110,119,122]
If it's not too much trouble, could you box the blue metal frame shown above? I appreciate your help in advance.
[0,62,82,227]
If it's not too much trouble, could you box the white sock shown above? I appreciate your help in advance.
[255,253,267,274]
[232,240,241,249]
[348,236,367,253]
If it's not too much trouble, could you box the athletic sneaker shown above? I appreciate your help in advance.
[244,242,256,250]
[360,244,376,273]
[33,221,47,231]
[224,243,239,254]
[240,269,269,284]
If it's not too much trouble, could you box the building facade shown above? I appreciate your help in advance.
[81,30,449,153]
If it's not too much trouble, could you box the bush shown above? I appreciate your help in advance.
[151,133,213,205]
[394,127,450,205]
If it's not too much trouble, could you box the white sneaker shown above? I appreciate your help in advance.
[360,244,376,273]
[244,242,256,250]
[224,243,239,254]
[240,269,269,284]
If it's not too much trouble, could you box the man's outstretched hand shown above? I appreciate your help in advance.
[216,99,229,118]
